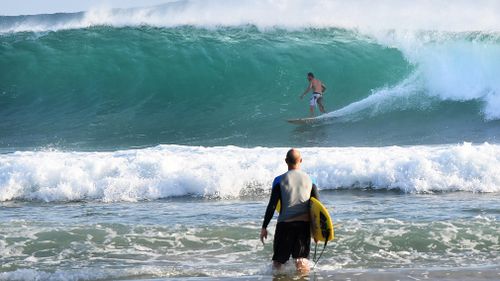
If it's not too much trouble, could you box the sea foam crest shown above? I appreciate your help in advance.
[0,143,499,202]
[1,0,500,33]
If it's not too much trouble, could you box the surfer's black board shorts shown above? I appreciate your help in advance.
[273,221,311,263]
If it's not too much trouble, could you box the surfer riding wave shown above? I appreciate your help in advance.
[300,72,327,116]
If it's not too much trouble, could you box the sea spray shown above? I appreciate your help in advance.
[2,0,500,33]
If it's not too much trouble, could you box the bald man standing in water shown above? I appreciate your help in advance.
[260,149,319,273]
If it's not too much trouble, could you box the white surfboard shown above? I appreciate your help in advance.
[286,117,320,124]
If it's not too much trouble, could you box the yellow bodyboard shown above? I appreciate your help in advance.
[309,197,334,242]
[275,197,334,242]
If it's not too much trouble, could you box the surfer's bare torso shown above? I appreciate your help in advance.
[309,78,324,94]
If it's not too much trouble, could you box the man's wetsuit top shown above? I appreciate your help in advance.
[262,170,319,229]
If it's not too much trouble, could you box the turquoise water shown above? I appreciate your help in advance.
[1,1,500,280]
[0,26,406,149]
[1,26,500,149]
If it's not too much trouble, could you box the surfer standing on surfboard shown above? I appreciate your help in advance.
[300,72,327,116]
[260,149,319,273]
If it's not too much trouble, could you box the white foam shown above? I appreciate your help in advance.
[321,72,427,120]
[0,143,499,202]
[321,34,500,120]
[1,0,500,33]
[0,266,182,281]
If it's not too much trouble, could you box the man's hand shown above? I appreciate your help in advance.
[260,228,268,244]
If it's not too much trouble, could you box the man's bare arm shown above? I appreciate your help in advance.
[300,83,312,99]
[321,83,327,93]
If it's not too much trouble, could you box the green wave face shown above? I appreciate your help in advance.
[0,26,498,150]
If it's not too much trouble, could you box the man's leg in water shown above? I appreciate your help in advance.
[273,261,283,270]
[273,260,309,272]
[295,258,310,274]
[317,97,326,113]
[309,95,317,117]
[291,222,311,274]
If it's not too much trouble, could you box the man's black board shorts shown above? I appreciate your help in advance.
[272,221,311,263]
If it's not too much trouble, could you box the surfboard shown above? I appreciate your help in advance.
[275,197,334,242]
[286,114,333,125]
[286,117,320,125]
[309,197,334,242]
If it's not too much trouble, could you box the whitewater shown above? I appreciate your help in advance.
[2,0,500,32]
[1,143,500,202]
[1,1,499,280]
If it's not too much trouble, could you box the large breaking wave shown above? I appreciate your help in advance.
[1,30,500,149]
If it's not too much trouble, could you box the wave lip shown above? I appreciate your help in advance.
[0,143,499,203]
[2,0,500,33]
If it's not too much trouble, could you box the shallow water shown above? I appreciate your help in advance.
[1,191,498,280]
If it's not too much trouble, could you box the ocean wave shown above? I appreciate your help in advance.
[0,143,499,202]
[2,3,500,150]
[324,46,500,121]
[1,0,500,33]
[1,25,500,149]
[318,32,500,121]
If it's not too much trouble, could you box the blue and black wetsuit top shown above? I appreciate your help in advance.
[262,169,319,228]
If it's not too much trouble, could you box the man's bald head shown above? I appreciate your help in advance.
[285,148,302,169]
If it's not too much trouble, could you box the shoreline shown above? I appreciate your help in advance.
[123,266,500,281]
